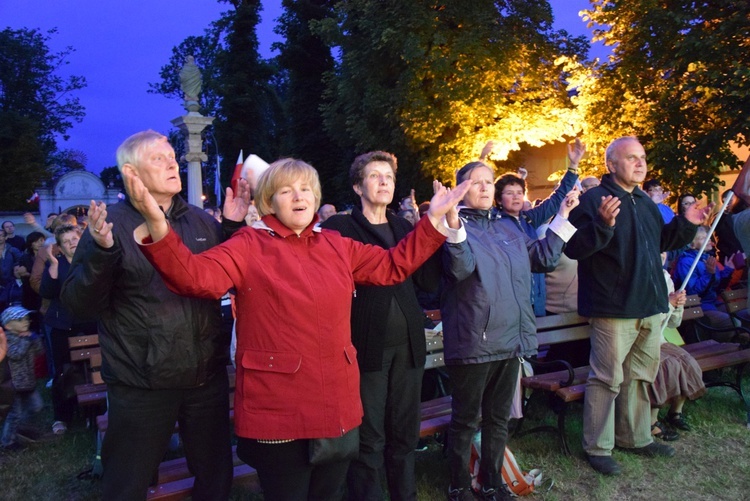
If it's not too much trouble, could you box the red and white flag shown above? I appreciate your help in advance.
[230,150,244,195]
[26,192,40,203]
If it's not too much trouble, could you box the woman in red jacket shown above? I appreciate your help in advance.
[102,158,468,501]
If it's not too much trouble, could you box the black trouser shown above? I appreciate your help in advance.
[347,343,423,501]
[101,372,233,501]
[446,358,520,490]
[49,328,75,423]
[237,437,350,500]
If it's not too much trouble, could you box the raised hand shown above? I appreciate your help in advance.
[558,188,580,219]
[223,178,251,223]
[705,255,717,275]
[683,201,712,225]
[427,180,471,228]
[122,167,169,241]
[598,195,621,227]
[724,254,736,271]
[568,138,586,167]
[87,200,115,249]
[23,212,37,226]
[479,140,495,161]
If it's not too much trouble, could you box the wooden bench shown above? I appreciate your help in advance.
[68,334,102,384]
[517,302,750,455]
[721,286,750,327]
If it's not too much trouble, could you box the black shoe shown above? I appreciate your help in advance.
[586,454,622,475]
[473,485,513,500]
[651,421,679,441]
[667,412,691,431]
[447,486,473,501]
[415,438,429,452]
[624,442,675,457]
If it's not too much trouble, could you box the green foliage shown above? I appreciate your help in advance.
[315,0,589,196]
[99,166,123,190]
[575,0,750,196]
[0,28,86,210]
[274,0,351,206]
[215,0,282,179]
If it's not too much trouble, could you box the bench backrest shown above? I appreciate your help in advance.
[535,312,590,346]
[68,334,102,385]
[721,287,748,315]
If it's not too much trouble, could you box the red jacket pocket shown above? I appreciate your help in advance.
[241,350,302,374]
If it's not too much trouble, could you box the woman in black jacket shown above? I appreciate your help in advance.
[322,151,444,501]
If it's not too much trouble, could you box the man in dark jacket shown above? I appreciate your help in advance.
[565,136,705,476]
[61,130,247,501]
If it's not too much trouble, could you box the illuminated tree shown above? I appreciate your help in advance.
[315,0,589,192]
[574,0,750,196]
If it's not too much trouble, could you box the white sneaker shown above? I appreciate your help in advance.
[52,421,67,435]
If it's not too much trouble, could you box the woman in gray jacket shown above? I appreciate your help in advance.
[441,161,578,501]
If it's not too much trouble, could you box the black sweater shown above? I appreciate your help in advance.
[565,174,697,318]
[321,208,440,372]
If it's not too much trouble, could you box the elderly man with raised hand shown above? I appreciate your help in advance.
[60,130,250,501]
[565,136,706,476]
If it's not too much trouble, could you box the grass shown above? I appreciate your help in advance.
[2,373,749,500]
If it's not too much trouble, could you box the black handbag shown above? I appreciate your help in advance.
[308,427,360,465]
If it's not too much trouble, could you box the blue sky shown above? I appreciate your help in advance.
[2,0,606,174]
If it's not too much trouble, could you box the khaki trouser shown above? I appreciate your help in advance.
[582,314,662,456]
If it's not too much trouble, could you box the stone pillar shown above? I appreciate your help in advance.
[171,113,214,207]
[172,56,214,207]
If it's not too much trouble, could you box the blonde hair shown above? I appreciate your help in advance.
[254,158,322,217]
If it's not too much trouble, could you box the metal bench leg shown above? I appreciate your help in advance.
[557,402,572,455]
[735,363,750,429]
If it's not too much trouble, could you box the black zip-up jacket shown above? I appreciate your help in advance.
[61,196,229,389]
[321,208,439,371]
[564,174,698,318]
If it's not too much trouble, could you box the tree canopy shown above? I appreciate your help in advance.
[315,0,589,194]
[573,0,750,197]
[0,28,86,209]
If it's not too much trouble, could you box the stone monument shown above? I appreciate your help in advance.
[172,55,214,207]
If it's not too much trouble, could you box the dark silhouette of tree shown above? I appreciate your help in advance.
[0,28,86,209]
[274,0,350,206]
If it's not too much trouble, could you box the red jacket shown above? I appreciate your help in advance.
[139,214,446,440]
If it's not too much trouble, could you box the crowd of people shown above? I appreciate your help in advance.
[2,129,750,501]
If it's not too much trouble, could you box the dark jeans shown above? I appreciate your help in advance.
[101,372,233,501]
[446,358,520,490]
[347,343,423,501]
[237,437,349,500]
